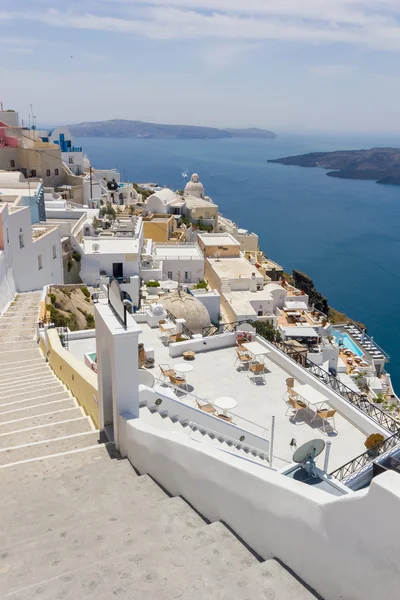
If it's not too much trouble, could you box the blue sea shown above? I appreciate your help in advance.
[76,133,400,389]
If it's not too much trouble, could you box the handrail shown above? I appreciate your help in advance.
[164,309,193,339]
[329,430,400,483]
[154,377,269,440]
[188,422,270,463]
[201,319,399,433]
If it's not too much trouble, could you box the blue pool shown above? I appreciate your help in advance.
[332,331,363,357]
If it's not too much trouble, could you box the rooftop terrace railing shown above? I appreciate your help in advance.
[165,308,193,339]
[329,430,400,483]
[202,319,400,434]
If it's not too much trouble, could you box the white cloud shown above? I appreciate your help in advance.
[1,1,399,52]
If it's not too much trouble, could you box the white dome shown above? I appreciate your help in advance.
[185,173,205,198]
[160,290,211,335]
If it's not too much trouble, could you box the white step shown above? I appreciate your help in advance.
[0,357,44,373]
[0,365,51,383]
[0,347,40,360]
[0,382,64,402]
[0,392,72,415]
[0,416,94,449]
[0,374,55,393]
[0,406,84,433]
[0,430,100,466]
[1,517,258,599]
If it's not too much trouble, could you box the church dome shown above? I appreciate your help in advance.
[160,290,211,335]
[185,173,205,198]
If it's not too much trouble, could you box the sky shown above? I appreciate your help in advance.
[2,0,400,133]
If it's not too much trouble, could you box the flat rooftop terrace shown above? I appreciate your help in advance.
[69,322,367,471]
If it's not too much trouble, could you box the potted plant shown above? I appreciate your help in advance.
[364,433,385,457]
[146,280,161,295]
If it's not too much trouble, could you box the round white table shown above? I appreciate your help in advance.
[174,363,194,390]
[214,396,237,416]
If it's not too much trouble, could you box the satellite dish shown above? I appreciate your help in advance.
[293,439,325,478]
[92,243,100,253]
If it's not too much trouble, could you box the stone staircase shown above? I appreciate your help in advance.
[0,296,320,599]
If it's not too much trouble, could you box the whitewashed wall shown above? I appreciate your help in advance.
[119,414,400,600]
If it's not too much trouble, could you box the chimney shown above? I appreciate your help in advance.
[250,272,257,293]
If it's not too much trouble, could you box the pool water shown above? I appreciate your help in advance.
[333,331,363,357]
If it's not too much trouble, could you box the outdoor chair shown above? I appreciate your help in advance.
[248,361,266,384]
[284,377,297,400]
[159,364,176,381]
[285,396,308,421]
[168,333,182,344]
[195,399,216,415]
[235,349,252,370]
[217,414,233,423]
[311,407,337,433]
[168,373,187,390]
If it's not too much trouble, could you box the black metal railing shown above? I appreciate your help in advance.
[201,319,399,433]
[165,309,193,339]
[202,320,249,337]
[329,431,400,482]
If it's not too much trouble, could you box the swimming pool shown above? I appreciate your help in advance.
[332,331,363,357]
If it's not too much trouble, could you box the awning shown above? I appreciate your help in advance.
[282,326,319,338]
[284,301,308,310]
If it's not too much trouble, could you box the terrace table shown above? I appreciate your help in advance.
[214,396,237,416]
[174,363,193,390]
[242,341,271,360]
[292,383,328,409]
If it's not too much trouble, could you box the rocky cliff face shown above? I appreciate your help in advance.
[292,270,329,314]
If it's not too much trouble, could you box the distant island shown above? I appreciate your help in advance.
[268,147,400,185]
[69,119,276,140]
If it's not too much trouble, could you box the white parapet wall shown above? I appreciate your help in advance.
[118,412,400,600]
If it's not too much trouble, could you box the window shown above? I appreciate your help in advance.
[38,254,43,270]
[167,271,173,280]
[10,160,15,168]
[46,169,51,177]
[19,230,24,249]
[205,212,209,219]
[31,169,36,177]
[258,310,263,317]
[52,244,57,259]
[55,168,59,176]
[68,157,73,164]
[184,271,191,282]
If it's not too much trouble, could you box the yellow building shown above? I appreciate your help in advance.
[143,214,185,243]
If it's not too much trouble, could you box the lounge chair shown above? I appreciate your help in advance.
[312,407,337,433]
[159,364,176,381]
[248,361,266,384]
[285,397,308,421]
[195,399,216,415]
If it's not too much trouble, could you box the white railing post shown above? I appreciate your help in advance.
[324,440,332,473]
[269,415,275,466]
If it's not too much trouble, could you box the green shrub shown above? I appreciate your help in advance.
[80,286,90,298]
[364,433,385,450]
[72,251,81,262]
[67,258,73,272]
[86,314,95,328]
[146,280,160,288]
[194,280,208,290]
[49,293,56,305]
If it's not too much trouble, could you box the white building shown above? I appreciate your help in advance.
[79,217,143,305]
[153,243,204,284]
[146,188,181,215]
[38,126,85,176]
[0,198,63,311]
[218,214,259,252]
